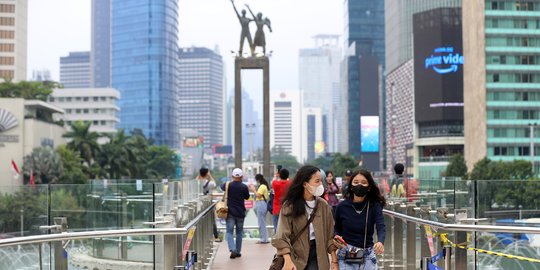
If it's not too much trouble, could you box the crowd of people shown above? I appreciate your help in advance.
[198,163,414,270]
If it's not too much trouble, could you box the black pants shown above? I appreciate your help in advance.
[304,240,318,270]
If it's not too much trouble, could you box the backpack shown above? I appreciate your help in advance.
[267,191,274,214]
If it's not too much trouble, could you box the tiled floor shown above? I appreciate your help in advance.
[211,239,276,269]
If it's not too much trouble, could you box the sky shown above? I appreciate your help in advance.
[27,0,343,108]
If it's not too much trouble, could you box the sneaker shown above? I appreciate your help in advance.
[214,237,222,242]
[230,252,236,259]
[235,252,242,258]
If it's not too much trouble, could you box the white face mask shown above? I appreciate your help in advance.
[307,184,324,197]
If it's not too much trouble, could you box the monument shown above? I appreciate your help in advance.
[230,0,271,177]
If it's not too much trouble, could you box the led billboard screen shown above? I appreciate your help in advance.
[361,116,379,153]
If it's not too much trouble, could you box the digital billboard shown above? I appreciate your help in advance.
[413,8,464,123]
[182,136,204,148]
[213,145,233,155]
[361,116,379,153]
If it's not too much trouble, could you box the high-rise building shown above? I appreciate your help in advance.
[178,47,224,149]
[241,90,261,159]
[299,34,341,153]
[31,69,51,82]
[271,90,304,162]
[0,0,27,81]
[91,0,111,87]
[59,51,91,88]
[111,0,179,147]
[464,1,540,172]
[342,0,385,170]
[303,107,324,161]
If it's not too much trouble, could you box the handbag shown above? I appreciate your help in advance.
[269,200,319,270]
[344,201,370,264]
[215,181,230,219]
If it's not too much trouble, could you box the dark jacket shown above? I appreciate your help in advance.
[221,180,250,218]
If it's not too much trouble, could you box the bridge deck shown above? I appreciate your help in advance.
[211,239,276,269]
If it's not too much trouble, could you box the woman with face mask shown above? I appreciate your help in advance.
[272,165,338,270]
[334,170,386,270]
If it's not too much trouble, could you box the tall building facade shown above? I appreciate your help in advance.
[60,51,91,88]
[270,90,304,162]
[0,0,26,81]
[111,0,179,147]
[303,107,324,161]
[91,0,111,87]
[342,0,385,170]
[464,1,540,172]
[241,90,261,159]
[299,34,341,153]
[178,47,224,149]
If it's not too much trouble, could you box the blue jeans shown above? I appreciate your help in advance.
[272,214,279,236]
[255,201,268,242]
[337,246,378,270]
[226,215,245,253]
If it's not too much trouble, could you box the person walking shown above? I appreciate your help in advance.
[272,165,338,270]
[249,174,270,244]
[271,168,290,235]
[221,168,250,259]
[341,170,353,199]
[197,167,221,242]
[391,163,406,198]
[326,170,340,215]
[334,170,386,270]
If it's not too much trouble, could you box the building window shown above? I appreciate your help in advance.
[0,17,14,26]
[83,97,89,101]
[0,4,15,13]
[518,146,530,156]
[500,55,506,64]
[493,73,500,82]
[0,30,14,39]
[0,43,14,52]
[0,69,13,78]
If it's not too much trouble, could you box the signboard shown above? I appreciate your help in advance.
[213,145,233,155]
[183,136,204,148]
[314,141,325,154]
[361,116,379,153]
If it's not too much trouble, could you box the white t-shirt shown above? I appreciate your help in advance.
[305,200,316,240]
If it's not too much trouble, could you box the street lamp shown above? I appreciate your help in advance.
[390,82,397,168]
[246,123,256,163]
[529,123,537,175]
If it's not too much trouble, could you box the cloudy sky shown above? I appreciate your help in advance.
[28,0,343,107]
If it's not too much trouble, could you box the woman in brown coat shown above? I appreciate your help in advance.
[272,165,338,270]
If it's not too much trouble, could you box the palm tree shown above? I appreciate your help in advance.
[23,146,63,184]
[63,121,101,165]
[98,130,133,179]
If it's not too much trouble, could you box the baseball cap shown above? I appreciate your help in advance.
[345,170,352,176]
[232,168,243,178]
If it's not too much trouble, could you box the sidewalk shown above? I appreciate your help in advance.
[211,239,275,269]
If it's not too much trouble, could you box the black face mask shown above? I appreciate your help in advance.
[351,185,369,197]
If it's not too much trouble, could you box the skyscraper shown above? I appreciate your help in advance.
[91,0,111,87]
[111,0,179,147]
[342,0,385,170]
[271,90,304,162]
[178,47,224,149]
[59,51,91,88]
[299,34,341,153]
[464,1,540,173]
[0,0,26,81]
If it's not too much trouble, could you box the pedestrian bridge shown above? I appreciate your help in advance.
[1,178,540,269]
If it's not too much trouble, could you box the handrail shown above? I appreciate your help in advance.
[384,209,540,234]
[0,202,216,248]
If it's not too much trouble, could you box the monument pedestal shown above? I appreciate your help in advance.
[234,56,270,177]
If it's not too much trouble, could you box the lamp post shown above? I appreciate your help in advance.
[529,123,537,175]
[391,82,397,168]
[246,123,256,163]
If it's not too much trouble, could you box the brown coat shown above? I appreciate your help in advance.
[272,197,337,270]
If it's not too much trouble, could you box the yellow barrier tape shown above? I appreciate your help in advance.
[439,233,540,263]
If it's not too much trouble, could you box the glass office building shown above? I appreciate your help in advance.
[91,0,111,87]
[111,0,179,147]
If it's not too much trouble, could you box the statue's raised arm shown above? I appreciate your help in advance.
[230,0,241,19]
[232,0,254,56]
[245,4,257,19]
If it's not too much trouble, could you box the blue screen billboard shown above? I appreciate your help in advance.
[361,116,379,153]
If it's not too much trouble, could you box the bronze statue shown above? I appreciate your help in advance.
[246,4,272,55]
[230,0,254,56]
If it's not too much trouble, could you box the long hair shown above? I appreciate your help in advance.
[326,170,334,184]
[347,169,386,207]
[282,165,320,218]
[255,174,269,189]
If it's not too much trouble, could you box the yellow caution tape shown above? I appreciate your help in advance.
[438,233,540,263]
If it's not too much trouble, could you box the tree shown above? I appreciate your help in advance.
[469,157,491,180]
[98,130,132,179]
[0,80,61,101]
[63,121,101,166]
[23,146,63,184]
[146,145,176,179]
[445,154,468,179]
[330,153,361,177]
[56,145,87,184]
[310,155,332,171]
[271,146,300,175]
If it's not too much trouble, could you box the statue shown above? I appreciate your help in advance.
[246,4,272,55]
[230,0,254,56]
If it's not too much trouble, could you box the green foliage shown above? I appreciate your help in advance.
[271,146,300,175]
[146,145,176,179]
[56,145,87,184]
[63,121,101,167]
[0,188,48,234]
[23,146,63,184]
[445,154,468,179]
[0,80,61,101]
[308,153,361,177]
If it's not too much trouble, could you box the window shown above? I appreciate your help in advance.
[0,56,13,65]
[0,30,14,39]
[75,109,81,113]
[83,109,89,114]
[75,97,81,101]
[66,109,71,113]
[493,73,500,82]
[93,97,98,101]
[0,69,13,78]
[66,97,72,102]
[0,17,14,26]
[518,146,530,156]
[0,4,15,13]
[83,97,89,101]
[0,43,14,52]
[500,55,506,64]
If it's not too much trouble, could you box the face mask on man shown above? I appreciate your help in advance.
[307,184,325,197]
[351,184,369,197]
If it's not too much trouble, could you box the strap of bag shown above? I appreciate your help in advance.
[223,181,230,204]
[203,180,210,189]
[363,201,370,249]
[290,199,319,246]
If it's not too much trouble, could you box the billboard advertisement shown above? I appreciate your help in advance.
[413,8,463,123]
[213,145,233,155]
[361,116,379,153]
[183,136,204,148]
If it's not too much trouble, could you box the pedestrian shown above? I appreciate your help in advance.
[197,167,221,242]
[341,170,353,199]
[271,167,289,235]
[334,169,386,270]
[326,170,340,215]
[249,174,270,244]
[221,168,250,259]
[390,163,406,198]
[272,165,338,270]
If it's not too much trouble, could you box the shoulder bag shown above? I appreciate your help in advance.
[215,181,230,219]
[344,201,370,264]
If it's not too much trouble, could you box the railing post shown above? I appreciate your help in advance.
[406,203,417,270]
[421,257,430,270]
[454,209,468,270]
[52,217,68,270]
[382,201,395,269]
[393,202,405,269]
[444,245,452,270]
[419,205,431,259]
